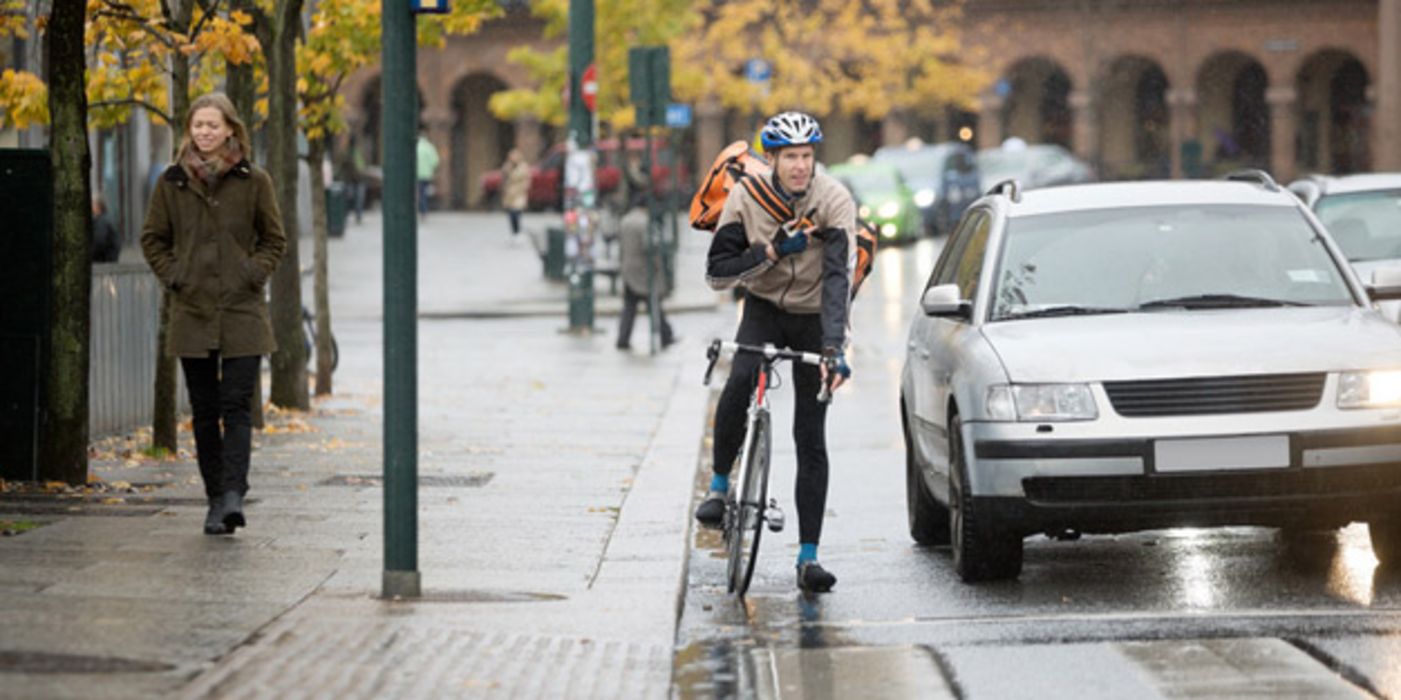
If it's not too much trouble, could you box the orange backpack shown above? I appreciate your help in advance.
[689,140,877,299]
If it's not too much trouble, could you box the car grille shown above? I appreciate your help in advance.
[1023,465,1401,505]
[1102,373,1325,417]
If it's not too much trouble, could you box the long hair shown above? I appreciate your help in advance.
[177,92,252,159]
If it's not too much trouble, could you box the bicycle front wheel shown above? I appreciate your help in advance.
[727,411,770,597]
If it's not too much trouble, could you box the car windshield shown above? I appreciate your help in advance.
[990,204,1354,321]
[841,167,902,196]
[1315,190,1401,262]
[873,147,951,186]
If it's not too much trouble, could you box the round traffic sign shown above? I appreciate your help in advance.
[582,63,598,112]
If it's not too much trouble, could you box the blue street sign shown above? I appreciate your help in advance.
[410,0,449,14]
[665,103,692,129]
[744,59,772,84]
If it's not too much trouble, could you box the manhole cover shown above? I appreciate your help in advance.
[0,651,174,674]
[319,473,493,488]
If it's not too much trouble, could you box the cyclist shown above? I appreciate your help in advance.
[696,111,856,593]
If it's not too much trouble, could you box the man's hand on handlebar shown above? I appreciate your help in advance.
[819,349,851,396]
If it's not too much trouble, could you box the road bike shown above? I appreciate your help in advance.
[704,339,829,597]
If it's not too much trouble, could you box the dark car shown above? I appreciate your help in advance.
[976,142,1095,192]
[481,137,687,211]
[872,140,981,236]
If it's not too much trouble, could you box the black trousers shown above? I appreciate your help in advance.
[616,284,674,348]
[712,296,830,544]
[507,209,522,235]
[180,352,260,500]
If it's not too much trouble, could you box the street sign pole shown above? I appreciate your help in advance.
[381,0,420,598]
[565,0,596,333]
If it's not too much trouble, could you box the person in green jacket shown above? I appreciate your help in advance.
[140,92,287,536]
[416,126,440,219]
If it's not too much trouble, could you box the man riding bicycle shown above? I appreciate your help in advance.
[696,111,857,593]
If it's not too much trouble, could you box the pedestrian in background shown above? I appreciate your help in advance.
[416,126,440,220]
[91,194,122,263]
[616,208,675,351]
[340,134,368,224]
[501,148,530,236]
[140,92,287,537]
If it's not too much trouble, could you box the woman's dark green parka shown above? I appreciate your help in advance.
[140,160,287,358]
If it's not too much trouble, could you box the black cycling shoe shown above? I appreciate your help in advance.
[797,561,837,593]
[695,493,725,529]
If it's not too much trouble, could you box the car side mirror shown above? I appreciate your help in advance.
[921,283,971,319]
[1367,268,1401,302]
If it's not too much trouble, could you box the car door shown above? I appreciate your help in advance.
[909,209,992,475]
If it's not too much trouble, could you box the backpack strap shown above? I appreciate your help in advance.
[738,171,795,224]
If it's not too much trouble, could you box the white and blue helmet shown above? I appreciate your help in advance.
[760,111,823,152]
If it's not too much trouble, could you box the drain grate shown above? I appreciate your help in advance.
[408,589,566,603]
[0,651,174,674]
[319,473,493,488]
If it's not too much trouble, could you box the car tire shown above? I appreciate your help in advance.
[1368,518,1401,568]
[948,414,1023,582]
[903,397,950,546]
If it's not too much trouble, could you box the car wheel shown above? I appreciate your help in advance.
[903,397,950,546]
[1369,518,1401,568]
[948,414,1022,582]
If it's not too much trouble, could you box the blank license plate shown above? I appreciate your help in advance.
[1154,435,1290,473]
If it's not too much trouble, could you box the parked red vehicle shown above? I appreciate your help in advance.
[481,137,688,211]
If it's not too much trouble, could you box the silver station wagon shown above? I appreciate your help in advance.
[899,172,1401,582]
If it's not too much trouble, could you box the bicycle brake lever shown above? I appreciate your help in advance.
[703,341,721,386]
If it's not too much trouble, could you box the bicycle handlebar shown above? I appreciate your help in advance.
[703,339,832,403]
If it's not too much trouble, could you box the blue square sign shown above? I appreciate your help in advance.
[665,103,692,129]
[411,0,449,14]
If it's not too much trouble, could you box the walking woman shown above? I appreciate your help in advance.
[500,148,531,235]
[141,93,286,535]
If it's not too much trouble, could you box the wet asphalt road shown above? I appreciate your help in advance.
[673,237,1401,699]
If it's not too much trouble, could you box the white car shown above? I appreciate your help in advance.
[900,172,1401,582]
[1289,173,1401,321]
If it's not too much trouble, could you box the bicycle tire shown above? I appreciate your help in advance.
[727,410,769,596]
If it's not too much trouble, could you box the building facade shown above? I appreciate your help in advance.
[338,0,1401,209]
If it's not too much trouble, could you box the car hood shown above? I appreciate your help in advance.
[981,306,1401,383]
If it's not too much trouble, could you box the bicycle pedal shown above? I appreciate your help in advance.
[765,499,785,533]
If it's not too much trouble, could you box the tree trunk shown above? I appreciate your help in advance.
[224,2,263,429]
[307,137,334,396]
[42,0,90,484]
[265,0,308,410]
[151,5,194,453]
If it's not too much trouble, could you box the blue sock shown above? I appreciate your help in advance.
[709,474,729,493]
[797,543,818,565]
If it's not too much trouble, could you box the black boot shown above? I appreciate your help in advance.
[220,491,246,533]
[203,498,227,535]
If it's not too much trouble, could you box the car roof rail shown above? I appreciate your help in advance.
[986,178,1021,203]
[1224,169,1280,192]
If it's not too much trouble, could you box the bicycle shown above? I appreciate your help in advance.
[703,339,830,597]
[302,305,340,374]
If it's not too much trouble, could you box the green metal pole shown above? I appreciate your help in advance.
[381,0,420,599]
[566,0,595,332]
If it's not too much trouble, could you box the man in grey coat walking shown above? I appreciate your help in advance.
[615,208,675,351]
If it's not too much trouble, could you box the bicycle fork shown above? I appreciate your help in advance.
[746,367,785,534]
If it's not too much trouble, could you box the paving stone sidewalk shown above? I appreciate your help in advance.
[0,211,728,698]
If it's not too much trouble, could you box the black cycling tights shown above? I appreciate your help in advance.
[712,295,830,545]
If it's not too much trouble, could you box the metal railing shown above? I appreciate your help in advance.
[90,263,188,438]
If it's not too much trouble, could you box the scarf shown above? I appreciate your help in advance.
[181,140,243,190]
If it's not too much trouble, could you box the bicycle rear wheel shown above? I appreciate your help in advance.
[727,411,770,596]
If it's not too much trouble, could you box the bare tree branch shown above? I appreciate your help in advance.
[90,97,173,125]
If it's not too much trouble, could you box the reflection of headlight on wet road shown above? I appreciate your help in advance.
[880,223,898,239]
[858,205,871,219]
[878,201,901,219]
[913,189,935,208]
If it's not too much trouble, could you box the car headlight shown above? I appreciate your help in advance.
[878,201,901,219]
[913,189,936,208]
[880,223,898,239]
[1338,370,1401,408]
[858,205,872,219]
[986,384,1098,422]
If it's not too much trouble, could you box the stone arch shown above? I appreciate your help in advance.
[1000,57,1073,147]
[1296,49,1370,174]
[1097,55,1170,179]
[355,74,425,170]
[449,72,514,209]
[1196,51,1270,173]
